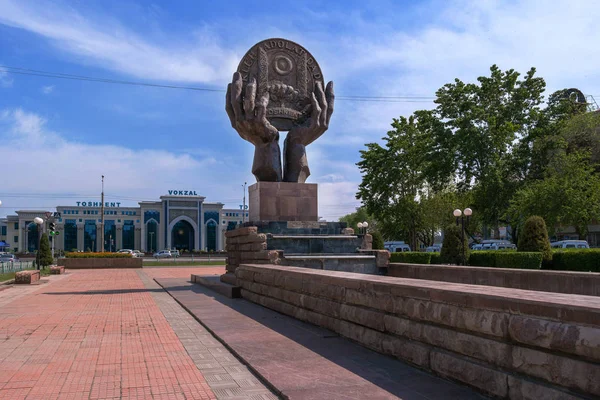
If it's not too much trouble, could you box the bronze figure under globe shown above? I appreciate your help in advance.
[226,38,334,183]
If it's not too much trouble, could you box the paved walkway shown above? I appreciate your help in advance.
[0,268,272,400]
[156,277,487,400]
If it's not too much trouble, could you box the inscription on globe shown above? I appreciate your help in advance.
[236,38,325,131]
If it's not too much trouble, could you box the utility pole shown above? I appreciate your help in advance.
[242,181,247,224]
[100,175,105,252]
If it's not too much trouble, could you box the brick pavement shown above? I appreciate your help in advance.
[136,270,277,400]
[0,269,216,400]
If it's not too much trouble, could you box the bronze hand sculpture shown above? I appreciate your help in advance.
[226,72,334,183]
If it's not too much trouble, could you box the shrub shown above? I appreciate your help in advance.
[38,233,53,267]
[441,224,469,265]
[550,249,600,272]
[390,252,432,264]
[65,252,132,258]
[468,251,497,267]
[518,216,552,261]
[371,231,384,250]
[469,251,543,269]
[430,253,443,264]
[495,252,542,269]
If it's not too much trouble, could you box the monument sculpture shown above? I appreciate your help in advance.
[226,38,334,184]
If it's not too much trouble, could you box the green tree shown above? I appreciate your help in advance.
[508,151,600,238]
[338,207,377,233]
[371,231,384,250]
[38,233,53,267]
[357,114,433,250]
[517,216,551,261]
[440,224,469,265]
[432,65,546,231]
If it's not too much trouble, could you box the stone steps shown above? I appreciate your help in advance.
[191,274,241,298]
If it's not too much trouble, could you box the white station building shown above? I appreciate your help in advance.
[0,192,249,253]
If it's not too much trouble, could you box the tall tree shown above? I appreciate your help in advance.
[432,65,546,229]
[508,151,600,238]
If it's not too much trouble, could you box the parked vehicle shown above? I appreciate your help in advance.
[384,241,411,252]
[474,240,514,250]
[132,250,143,258]
[0,254,19,263]
[425,244,442,252]
[153,250,172,258]
[170,250,180,258]
[550,240,590,249]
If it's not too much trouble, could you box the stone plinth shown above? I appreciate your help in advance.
[249,182,317,222]
[15,270,40,284]
[50,266,65,274]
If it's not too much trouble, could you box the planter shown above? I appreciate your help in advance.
[58,258,142,269]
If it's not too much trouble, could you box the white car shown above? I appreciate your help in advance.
[153,250,172,258]
[550,240,590,249]
[132,250,143,258]
[0,254,18,263]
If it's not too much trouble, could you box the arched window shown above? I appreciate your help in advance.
[206,220,217,251]
[146,220,158,253]
[27,222,38,253]
[172,220,194,251]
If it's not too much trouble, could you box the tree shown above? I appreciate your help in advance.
[517,216,551,261]
[338,207,378,233]
[431,65,546,230]
[508,151,600,239]
[38,233,53,267]
[371,231,384,250]
[440,224,469,265]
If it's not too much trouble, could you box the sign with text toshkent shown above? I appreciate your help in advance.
[77,201,121,207]
[168,190,199,196]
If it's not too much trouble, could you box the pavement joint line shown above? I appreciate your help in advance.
[136,270,279,400]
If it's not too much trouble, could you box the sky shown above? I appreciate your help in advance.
[1,0,600,220]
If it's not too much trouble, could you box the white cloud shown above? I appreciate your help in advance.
[41,85,54,94]
[0,66,13,87]
[0,0,239,84]
[0,108,250,218]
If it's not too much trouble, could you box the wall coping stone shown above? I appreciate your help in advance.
[238,264,600,326]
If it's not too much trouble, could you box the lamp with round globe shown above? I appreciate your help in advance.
[357,222,364,234]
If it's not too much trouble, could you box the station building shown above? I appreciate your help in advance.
[0,192,249,253]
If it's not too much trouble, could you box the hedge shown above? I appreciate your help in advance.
[65,252,132,259]
[390,252,432,264]
[549,250,600,272]
[468,251,542,269]
[430,253,443,264]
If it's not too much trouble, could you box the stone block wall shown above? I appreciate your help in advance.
[225,227,280,276]
[389,263,600,296]
[235,264,600,399]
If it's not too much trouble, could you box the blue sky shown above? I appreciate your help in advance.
[1,0,600,220]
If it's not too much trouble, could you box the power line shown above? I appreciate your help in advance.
[0,65,436,102]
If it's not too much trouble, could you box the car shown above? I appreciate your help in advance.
[153,250,172,258]
[132,250,143,258]
[0,254,19,263]
[170,250,180,258]
[384,241,411,252]
[425,244,442,252]
[550,240,590,249]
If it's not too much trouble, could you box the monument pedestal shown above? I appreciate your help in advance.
[249,182,318,222]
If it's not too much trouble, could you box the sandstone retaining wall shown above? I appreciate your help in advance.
[225,227,280,276]
[236,264,600,399]
[388,263,600,296]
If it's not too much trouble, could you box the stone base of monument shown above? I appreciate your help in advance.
[218,222,390,281]
[248,182,317,222]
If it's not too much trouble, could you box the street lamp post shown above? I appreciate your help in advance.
[453,208,472,266]
[357,221,369,235]
[33,217,44,270]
